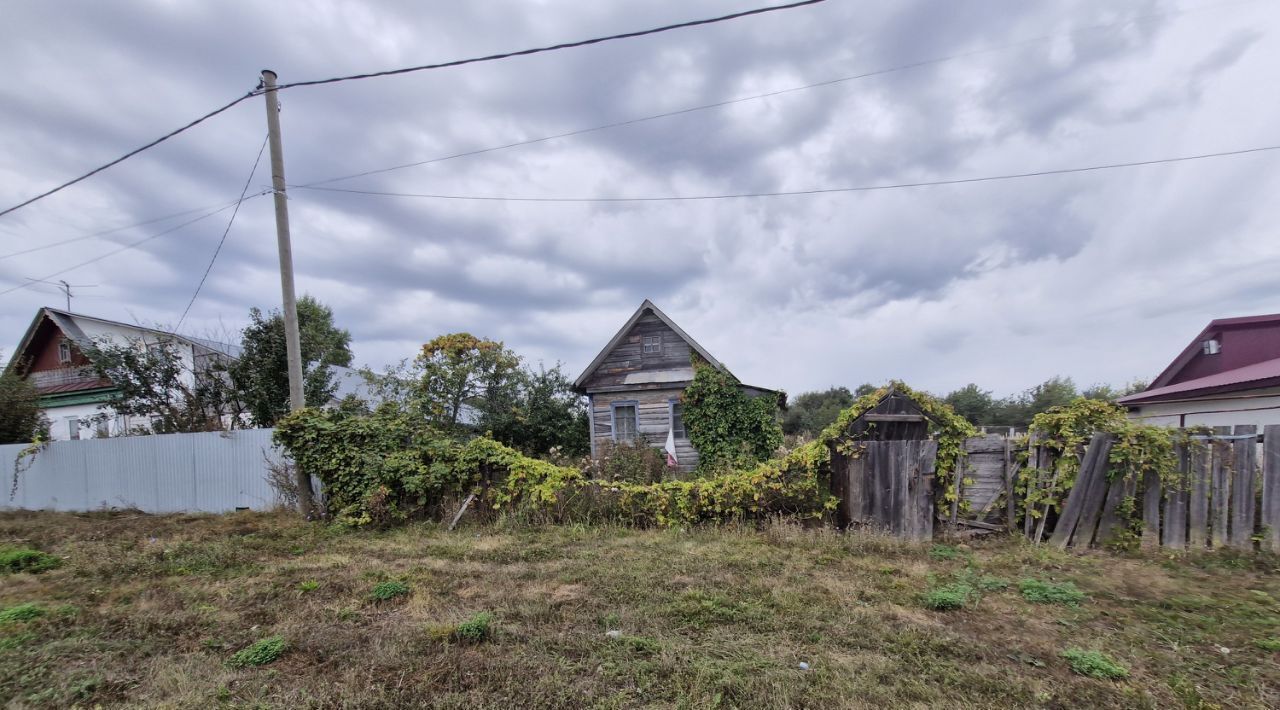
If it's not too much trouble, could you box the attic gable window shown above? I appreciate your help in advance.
[58,339,72,364]
[1202,339,1221,355]
[643,335,662,354]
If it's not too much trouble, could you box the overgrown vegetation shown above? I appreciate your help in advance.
[0,351,48,445]
[370,580,411,601]
[227,635,287,668]
[1019,578,1087,606]
[453,612,495,643]
[3,511,1275,707]
[682,358,783,474]
[1061,649,1129,680]
[0,602,44,624]
[0,547,60,574]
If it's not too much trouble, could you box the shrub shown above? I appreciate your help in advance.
[1062,649,1128,680]
[0,603,45,624]
[922,583,974,611]
[228,635,286,668]
[455,612,494,642]
[370,581,410,601]
[1020,578,1087,606]
[0,547,61,574]
[587,441,669,484]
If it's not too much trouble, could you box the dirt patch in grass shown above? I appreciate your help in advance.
[1,511,1278,708]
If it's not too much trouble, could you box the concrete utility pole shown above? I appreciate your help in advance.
[261,69,315,518]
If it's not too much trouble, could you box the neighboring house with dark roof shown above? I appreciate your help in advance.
[5,307,241,441]
[1118,313,1280,428]
[573,300,777,473]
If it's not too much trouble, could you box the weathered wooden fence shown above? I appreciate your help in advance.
[834,425,1280,553]
[831,439,937,541]
[1042,425,1280,552]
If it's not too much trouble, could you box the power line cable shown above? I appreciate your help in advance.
[0,193,268,298]
[294,144,1280,203]
[296,0,1261,188]
[175,134,270,331]
[272,0,827,92]
[0,197,254,261]
[0,93,258,220]
[0,0,825,220]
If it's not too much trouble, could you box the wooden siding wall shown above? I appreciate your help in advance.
[580,312,694,390]
[591,388,698,474]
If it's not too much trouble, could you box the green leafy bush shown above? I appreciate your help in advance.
[682,359,783,474]
[370,581,410,601]
[228,635,286,668]
[1061,649,1128,679]
[1020,578,1087,606]
[0,603,45,624]
[455,612,494,642]
[922,583,974,611]
[0,547,61,574]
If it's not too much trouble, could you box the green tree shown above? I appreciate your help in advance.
[80,336,243,434]
[483,364,590,457]
[0,353,48,444]
[782,386,855,437]
[231,296,353,427]
[944,383,995,426]
[413,333,521,433]
[854,383,879,397]
[682,360,783,473]
[1082,379,1149,401]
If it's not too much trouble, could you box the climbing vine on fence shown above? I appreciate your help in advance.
[273,404,831,528]
[1020,398,1203,528]
[819,381,977,506]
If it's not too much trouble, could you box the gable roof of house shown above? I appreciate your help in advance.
[1147,313,1280,389]
[1117,356,1280,405]
[572,300,726,390]
[6,307,240,374]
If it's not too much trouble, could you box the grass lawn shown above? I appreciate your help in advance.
[1,511,1278,708]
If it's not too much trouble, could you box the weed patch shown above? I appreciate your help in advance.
[228,635,286,668]
[1255,637,1280,652]
[928,544,960,561]
[922,583,974,611]
[455,612,494,642]
[1062,649,1129,680]
[0,602,44,623]
[1020,578,1086,606]
[0,546,60,574]
[369,580,410,601]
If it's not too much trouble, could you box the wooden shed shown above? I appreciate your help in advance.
[827,387,939,539]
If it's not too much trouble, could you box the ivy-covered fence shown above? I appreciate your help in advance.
[1009,399,1280,553]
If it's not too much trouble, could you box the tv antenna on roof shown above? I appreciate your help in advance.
[23,278,97,311]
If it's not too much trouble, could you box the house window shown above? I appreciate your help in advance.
[643,335,662,354]
[65,416,80,441]
[58,339,72,364]
[612,402,638,443]
[669,400,686,439]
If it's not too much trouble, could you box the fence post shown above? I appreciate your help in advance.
[1262,425,1280,553]
[1210,426,1232,548]
[1230,425,1258,550]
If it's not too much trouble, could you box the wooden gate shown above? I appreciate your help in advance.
[831,439,937,541]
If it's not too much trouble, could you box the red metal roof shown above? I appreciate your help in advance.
[1118,356,1280,404]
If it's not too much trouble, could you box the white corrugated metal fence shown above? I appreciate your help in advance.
[1,428,286,513]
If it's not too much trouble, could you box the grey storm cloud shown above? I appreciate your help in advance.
[3,0,1280,397]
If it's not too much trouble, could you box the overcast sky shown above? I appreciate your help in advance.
[2,0,1278,398]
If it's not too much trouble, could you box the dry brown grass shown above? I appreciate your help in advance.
[0,510,1277,708]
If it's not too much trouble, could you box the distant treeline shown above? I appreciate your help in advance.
[781,376,1147,438]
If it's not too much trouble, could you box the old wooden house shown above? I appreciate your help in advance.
[573,300,775,473]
